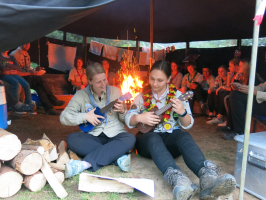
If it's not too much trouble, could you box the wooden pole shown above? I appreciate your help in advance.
[239,0,261,199]
[83,36,87,64]
[150,0,154,69]
[38,39,41,66]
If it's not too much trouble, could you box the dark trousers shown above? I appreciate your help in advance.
[208,91,219,113]
[136,129,206,176]
[23,76,58,111]
[66,132,136,172]
[217,90,230,115]
[230,90,266,134]
[189,85,205,112]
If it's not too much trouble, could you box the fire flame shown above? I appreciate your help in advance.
[118,55,144,99]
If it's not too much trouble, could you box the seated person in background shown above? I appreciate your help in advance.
[0,80,34,114]
[170,60,183,90]
[216,60,262,139]
[0,50,36,113]
[68,56,88,92]
[10,43,65,115]
[201,65,215,109]
[207,58,239,124]
[181,61,203,112]
[60,62,135,178]
[222,81,266,140]
[125,60,236,200]
[207,65,227,120]
[102,60,116,86]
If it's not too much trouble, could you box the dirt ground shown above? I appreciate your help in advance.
[4,109,259,200]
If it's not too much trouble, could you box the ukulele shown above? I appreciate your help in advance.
[136,91,194,134]
[79,92,132,132]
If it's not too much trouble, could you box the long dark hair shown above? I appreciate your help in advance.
[150,60,171,78]
[74,56,84,69]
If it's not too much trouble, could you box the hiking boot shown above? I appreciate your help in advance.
[45,109,60,115]
[65,159,84,178]
[223,133,239,141]
[117,154,131,172]
[164,167,199,200]
[198,161,236,200]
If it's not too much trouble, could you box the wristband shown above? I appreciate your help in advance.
[179,109,187,117]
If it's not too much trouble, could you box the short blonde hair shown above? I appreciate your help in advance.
[86,62,106,81]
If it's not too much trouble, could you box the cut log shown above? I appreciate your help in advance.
[58,140,67,156]
[9,150,42,175]
[0,129,21,161]
[0,165,23,198]
[23,171,46,192]
[51,168,65,184]
[22,145,44,155]
[68,150,81,161]
[23,134,58,162]
[57,152,70,165]
[49,163,65,171]
[41,157,68,199]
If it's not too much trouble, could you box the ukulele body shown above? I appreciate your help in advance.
[136,107,163,134]
[79,107,105,132]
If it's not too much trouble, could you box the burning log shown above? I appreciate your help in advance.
[0,129,21,161]
[8,150,42,175]
[23,171,47,192]
[0,165,23,198]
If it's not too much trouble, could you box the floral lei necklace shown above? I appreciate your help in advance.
[143,84,177,122]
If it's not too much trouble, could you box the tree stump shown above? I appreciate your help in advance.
[0,165,23,198]
[0,129,21,161]
[9,150,42,175]
[24,171,47,192]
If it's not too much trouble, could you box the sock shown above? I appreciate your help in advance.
[81,161,91,170]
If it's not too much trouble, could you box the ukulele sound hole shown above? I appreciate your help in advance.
[141,123,145,127]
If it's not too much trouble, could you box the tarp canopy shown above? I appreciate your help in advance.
[0,0,264,52]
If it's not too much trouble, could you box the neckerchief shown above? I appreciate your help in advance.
[87,85,111,126]
[188,72,198,83]
[171,71,179,82]
[77,68,85,83]
[202,75,211,82]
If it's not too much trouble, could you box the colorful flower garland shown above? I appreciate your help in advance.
[143,84,177,122]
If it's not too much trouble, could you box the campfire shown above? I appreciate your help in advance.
[117,56,144,103]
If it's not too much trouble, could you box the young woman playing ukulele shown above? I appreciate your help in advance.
[125,60,236,200]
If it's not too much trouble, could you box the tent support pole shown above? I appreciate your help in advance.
[83,36,87,63]
[38,39,40,66]
[150,0,154,69]
[185,41,189,58]
[239,0,260,199]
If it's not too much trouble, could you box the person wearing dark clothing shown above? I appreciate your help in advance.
[10,44,65,115]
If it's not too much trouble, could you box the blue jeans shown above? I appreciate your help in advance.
[1,75,31,104]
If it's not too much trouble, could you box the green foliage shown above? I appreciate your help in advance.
[46,30,64,40]
[66,33,83,43]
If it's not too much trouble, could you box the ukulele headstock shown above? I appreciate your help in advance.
[177,91,194,101]
[119,92,133,101]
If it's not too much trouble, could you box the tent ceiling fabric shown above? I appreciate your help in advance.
[0,0,116,52]
[61,0,263,43]
[0,0,264,52]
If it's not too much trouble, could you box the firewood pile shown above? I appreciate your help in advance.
[0,128,81,199]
